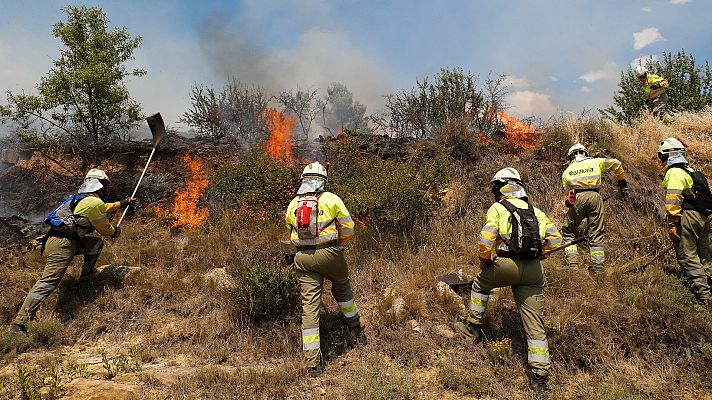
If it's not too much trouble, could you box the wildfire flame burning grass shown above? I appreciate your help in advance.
[263,108,297,161]
[497,111,538,150]
[172,153,209,228]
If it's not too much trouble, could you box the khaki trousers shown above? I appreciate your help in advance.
[466,257,550,377]
[562,191,606,273]
[14,236,103,326]
[294,245,359,368]
[674,210,712,302]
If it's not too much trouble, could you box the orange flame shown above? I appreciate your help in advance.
[497,111,538,150]
[172,153,209,228]
[264,108,297,160]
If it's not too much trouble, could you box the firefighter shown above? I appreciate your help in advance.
[657,138,712,304]
[455,167,564,391]
[285,162,364,374]
[635,65,671,123]
[10,169,133,334]
[561,144,628,275]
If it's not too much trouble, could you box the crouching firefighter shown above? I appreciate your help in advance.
[455,167,564,391]
[10,169,134,334]
[657,138,712,305]
[285,162,365,374]
[561,143,628,275]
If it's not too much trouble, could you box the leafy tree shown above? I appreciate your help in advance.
[601,50,712,124]
[322,82,367,136]
[181,78,269,146]
[0,6,145,167]
[274,88,325,140]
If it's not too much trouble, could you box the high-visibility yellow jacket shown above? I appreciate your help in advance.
[73,195,121,237]
[643,73,669,98]
[286,191,355,248]
[478,197,564,260]
[561,157,625,193]
[662,165,695,218]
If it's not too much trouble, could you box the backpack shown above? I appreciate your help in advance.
[671,166,712,216]
[499,200,543,259]
[295,193,321,239]
[44,194,88,232]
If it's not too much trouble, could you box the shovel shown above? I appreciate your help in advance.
[117,113,166,227]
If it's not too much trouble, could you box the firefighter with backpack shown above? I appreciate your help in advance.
[10,169,134,334]
[561,143,628,275]
[454,167,564,391]
[285,161,365,374]
[657,138,712,305]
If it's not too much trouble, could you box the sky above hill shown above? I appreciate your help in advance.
[0,0,709,128]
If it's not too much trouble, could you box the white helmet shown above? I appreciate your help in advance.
[658,138,686,155]
[78,168,109,193]
[567,143,589,159]
[634,65,648,78]
[301,162,327,180]
[491,167,521,183]
[85,168,110,181]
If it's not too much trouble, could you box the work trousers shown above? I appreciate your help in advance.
[651,92,669,122]
[466,257,550,377]
[674,210,712,302]
[562,191,605,274]
[14,236,103,326]
[294,245,360,368]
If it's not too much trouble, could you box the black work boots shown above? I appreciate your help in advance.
[453,321,483,343]
[530,373,550,392]
[10,323,27,335]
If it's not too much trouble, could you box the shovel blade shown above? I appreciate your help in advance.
[146,113,166,146]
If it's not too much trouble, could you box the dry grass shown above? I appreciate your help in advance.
[1,111,712,398]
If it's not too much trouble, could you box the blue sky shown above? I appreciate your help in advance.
[0,0,709,128]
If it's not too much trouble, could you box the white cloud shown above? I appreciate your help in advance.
[507,90,557,117]
[549,76,559,82]
[580,86,593,93]
[503,75,531,88]
[633,27,664,50]
[631,54,659,68]
[642,7,652,12]
[670,0,692,4]
[579,62,619,84]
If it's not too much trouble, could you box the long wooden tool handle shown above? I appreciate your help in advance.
[117,146,156,227]
[634,244,675,272]
[541,236,588,257]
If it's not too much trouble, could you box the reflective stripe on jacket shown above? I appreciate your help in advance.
[286,191,355,247]
[561,157,625,192]
[478,197,564,259]
[662,166,695,217]
[643,73,669,94]
[73,195,120,237]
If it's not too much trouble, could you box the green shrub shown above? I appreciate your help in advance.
[229,265,298,325]
[28,318,64,346]
[330,152,449,233]
[210,152,301,222]
[438,363,493,396]
[0,332,33,355]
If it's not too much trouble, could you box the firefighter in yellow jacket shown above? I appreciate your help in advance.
[561,144,628,275]
[455,167,564,391]
[10,169,132,333]
[635,65,671,123]
[657,138,712,303]
[285,162,363,373]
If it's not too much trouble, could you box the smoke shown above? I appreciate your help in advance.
[197,13,391,112]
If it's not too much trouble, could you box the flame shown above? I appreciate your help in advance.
[171,153,209,228]
[264,108,297,160]
[497,111,538,150]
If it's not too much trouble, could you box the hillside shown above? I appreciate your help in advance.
[1,111,712,400]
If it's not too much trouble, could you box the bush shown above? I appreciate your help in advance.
[330,150,450,233]
[210,152,301,222]
[229,265,299,325]
[0,332,33,355]
[347,358,415,400]
[28,318,64,346]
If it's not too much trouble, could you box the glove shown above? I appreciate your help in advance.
[666,216,681,243]
[120,197,137,208]
[650,83,661,90]
[479,257,493,270]
[111,226,122,239]
[617,179,629,198]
